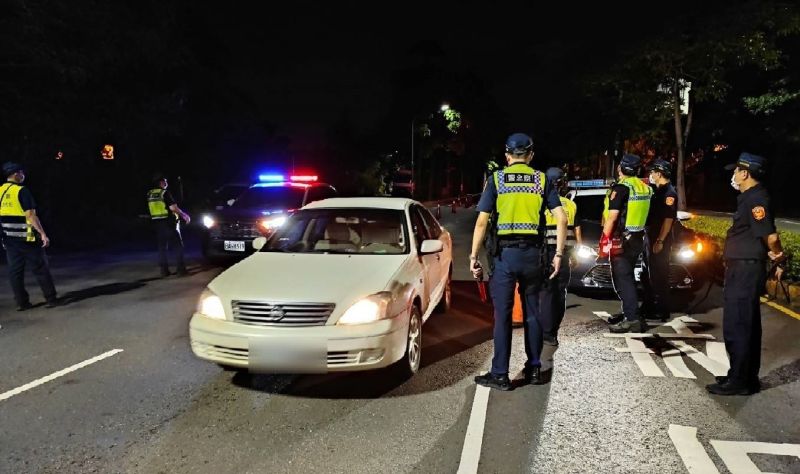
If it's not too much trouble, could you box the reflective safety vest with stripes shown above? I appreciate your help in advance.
[492,163,546,236]
[602,176,653,233]
[544,196,576,247]
[0,182,35,242]
[147,188,169,219]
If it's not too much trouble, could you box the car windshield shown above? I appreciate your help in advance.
[573,194,606,242]
[233,185,306,210]
[263,208,409,255]
[214,185,249,202]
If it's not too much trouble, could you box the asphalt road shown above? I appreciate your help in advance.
[1,206,799,473]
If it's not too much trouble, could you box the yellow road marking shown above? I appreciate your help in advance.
[760,297,800,321]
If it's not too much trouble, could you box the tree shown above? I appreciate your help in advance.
[600,0,800,210]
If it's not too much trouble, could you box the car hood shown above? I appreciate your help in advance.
[212,207,291,221]
[208,252,407,306]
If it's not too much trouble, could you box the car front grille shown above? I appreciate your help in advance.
[191,341,248,362]
[218,221,261,240]
[192,343,380,368]
[585,264,613,286]
[231,301,336,327]
[668,265,693,288]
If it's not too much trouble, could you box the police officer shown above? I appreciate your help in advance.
[148,173,191,277]
[600,154,653,333]
[540,167,582,348]
[469,133,567,390]
[641,159,678,322]
[706,153,785,396]
[0,162,58,310]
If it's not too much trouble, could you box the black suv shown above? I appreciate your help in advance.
[200,178,337,260]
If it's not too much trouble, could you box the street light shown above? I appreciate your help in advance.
[411,102,450,198]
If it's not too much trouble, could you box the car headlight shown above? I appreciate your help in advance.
[259,216,287,231]
[197,289,226,320]
[337,292,392,325]
[677,247,696,261]
[202,215,216,229]
[575,245,598,260]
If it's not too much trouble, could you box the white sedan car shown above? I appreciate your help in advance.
[190,197,452,378]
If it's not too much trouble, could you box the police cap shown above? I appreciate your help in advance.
[724,152,766,176]
[546,167,565,182]
[619,154,642,174]
[2,162,24,178]
[505,133,534,154]
[647,158,672,177]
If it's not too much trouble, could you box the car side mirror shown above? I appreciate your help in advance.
[227,199,236,207]
[253,237,267,251]
[420,239,443,254]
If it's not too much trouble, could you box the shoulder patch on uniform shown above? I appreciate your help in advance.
[752,206,766,221]
[610,191,617,201]
[665,196,675,206]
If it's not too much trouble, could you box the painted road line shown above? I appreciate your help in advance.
[457,385,491,474]
[661,348,697,379]
[603,333,715,340]
[760,297,800,322]
[626,338,664,377]
[669,341,729,377]
[592,311,612,322]
[668,424,721,474]
[711,439,800,474]
[705,342,730,372]
[0,349,124,402]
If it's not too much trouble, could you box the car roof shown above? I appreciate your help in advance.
[303,197,416,210]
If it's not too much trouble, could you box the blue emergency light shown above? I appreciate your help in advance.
[258,174,285,183]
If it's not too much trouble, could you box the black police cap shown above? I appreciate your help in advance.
[2,162,24,178]
[724,152,766,173]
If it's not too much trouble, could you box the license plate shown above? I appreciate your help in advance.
[249,339,327,374]
[634,267,643,282]
[224,240,246,252]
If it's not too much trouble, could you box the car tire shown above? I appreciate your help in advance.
[433,268,452,314]
[393,305,422,379]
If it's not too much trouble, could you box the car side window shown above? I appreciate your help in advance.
[409,207,430,247]
[418,206,442,239]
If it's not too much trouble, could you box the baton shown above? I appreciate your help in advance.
[475,273,487,302]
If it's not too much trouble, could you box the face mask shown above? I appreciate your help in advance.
[730,173,740,191]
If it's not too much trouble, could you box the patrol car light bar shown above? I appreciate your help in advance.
[258,174,285,182]
[567,179,610,189]
[290,175,318,182]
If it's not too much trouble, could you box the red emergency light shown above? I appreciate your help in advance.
[289,175,318,182]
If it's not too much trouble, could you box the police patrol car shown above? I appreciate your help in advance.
[566,179,709,292]
[200,174,337,259]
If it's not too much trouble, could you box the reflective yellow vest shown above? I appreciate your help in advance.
[0,182,35,242]
[492,163,545,236]
[147,188,169,219]
[602,177,652,233]
[545,196,576,246]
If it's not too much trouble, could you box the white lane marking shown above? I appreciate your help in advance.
[661,348,697,379]
[664,318,694,336]
[457,385,491,474]
[705,342,730,372]
[668,424,721,474]
[615,347,655,354]
[603,333,714,340]
[626,338,664,377]
[0,349,124,402]
[669,341,729,377]
[711,439,800,474]
[593,311,612,322]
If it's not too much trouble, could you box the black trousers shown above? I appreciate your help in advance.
[540,245,571,343]
[154,219,185,272]
[610,232,645,322]
[722,259,766,386]
[641,234,671,318]
[3,238,57,306]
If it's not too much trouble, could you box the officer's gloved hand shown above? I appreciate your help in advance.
[598,233,613,258]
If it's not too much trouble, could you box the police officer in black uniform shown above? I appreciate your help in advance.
[706,153,785,396]
[641,159,678,322]
[469,133,566,390]
[0,162,58,310]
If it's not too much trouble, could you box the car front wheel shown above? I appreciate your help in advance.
[393,305,422,379]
